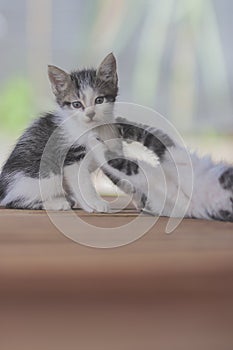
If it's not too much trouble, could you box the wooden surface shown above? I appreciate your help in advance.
[0,205,233,350]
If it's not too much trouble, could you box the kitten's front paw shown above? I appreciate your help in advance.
[72,197,111,213]
[43,198,71,211]
[72,200,95,213]
[91,198,111,213]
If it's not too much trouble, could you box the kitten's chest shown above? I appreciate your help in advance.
[95,124,123,155]
[86,125,123,172]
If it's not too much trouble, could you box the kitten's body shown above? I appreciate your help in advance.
[93,117,233,222]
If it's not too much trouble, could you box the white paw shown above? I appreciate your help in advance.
[90,198,111,213]
[43,198,71,211]
[75,201,95,213]
[71,197,110,213]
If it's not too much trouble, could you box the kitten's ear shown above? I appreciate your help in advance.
[48,65,71,95]
[96,53,118,84]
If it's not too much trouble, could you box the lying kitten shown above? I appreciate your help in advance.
[0,53,121,211]
[91,118,233,222]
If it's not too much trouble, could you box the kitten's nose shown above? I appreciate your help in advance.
[86,110,95,120]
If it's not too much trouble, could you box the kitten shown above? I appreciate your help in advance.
[1,53,232,221]
[92,117,233,222]
[0,53,121,211]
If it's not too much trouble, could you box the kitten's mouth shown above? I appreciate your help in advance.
[85,119,97,124]
[84,117,101,125]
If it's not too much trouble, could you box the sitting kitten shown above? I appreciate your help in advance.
[92,118,233,222]
[1,52,232,221]
[0,53,121,211]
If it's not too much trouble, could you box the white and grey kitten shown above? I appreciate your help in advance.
[1,52,232,222]
[0,53,121,211]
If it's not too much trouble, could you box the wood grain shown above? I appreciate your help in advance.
[0,206,233,350]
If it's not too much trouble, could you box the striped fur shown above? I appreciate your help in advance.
[94,119,233,222]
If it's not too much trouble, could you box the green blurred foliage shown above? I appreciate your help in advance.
[0,77,34,134]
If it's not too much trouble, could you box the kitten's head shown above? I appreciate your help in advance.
[48,53,118,127]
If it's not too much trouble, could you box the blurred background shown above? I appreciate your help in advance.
[0,0,232,167]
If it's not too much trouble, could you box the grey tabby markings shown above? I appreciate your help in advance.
[5,199,43,210]
[115,117,174,159]
[64,145,86,166]
[70,69,117,104]
[49,61,118,108]
[215,167,233,221]
[1,114,62,179]
[0,175,9,201]
[97,116,174,186]
[219,168,233,190]
[0,113,86,181]
[101,117,175,211]
[96,118,175,211]
[105,119,233,222]
[208,206,233,222]
[108,157,139,175]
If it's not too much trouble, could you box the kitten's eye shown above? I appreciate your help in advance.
[95,96,105,104]
[72,101,83,109]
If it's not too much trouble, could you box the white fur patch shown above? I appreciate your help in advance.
[1,172,63,207]
[64,162,110,212]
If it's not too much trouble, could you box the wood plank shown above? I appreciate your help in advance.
[0,205,233,350]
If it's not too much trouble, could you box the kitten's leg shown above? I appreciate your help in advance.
[115,117,175,160]
[42,197,71,210]
[64,163,110,213]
